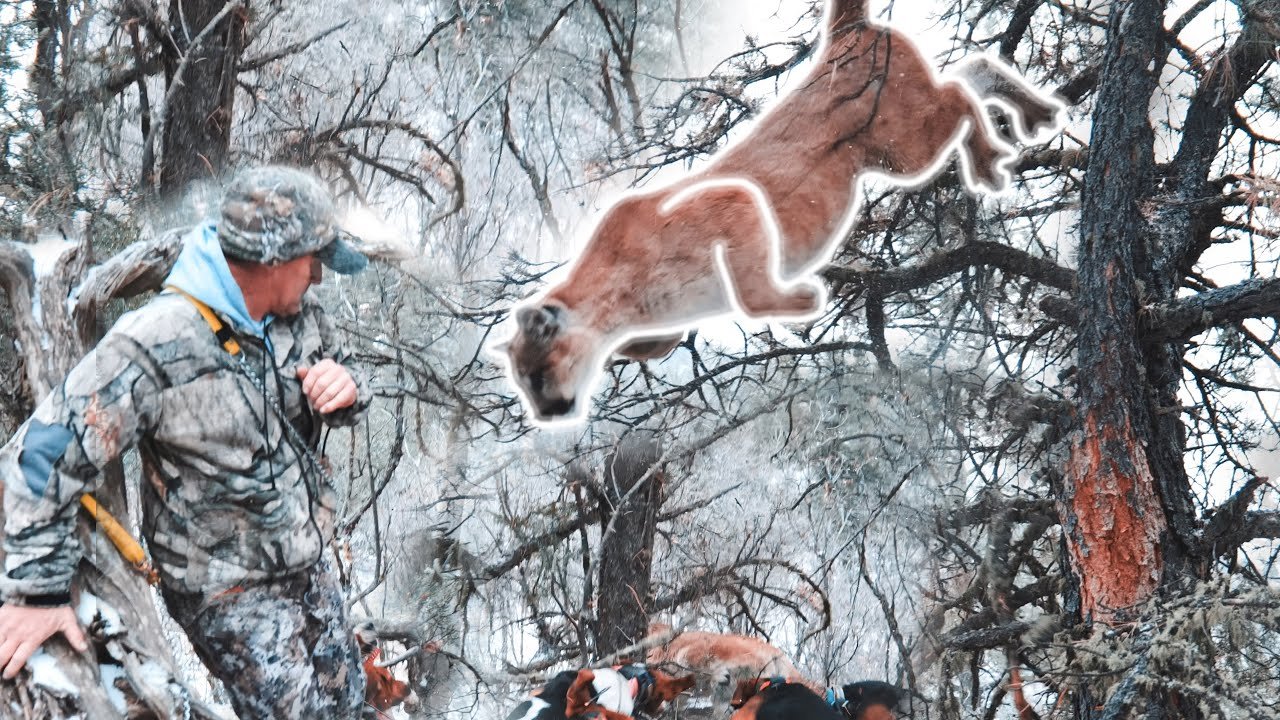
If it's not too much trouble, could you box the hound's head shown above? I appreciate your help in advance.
[730,677,785,709]
[498,300,603,424]
[840,681,905,720]
[641,669,698,715]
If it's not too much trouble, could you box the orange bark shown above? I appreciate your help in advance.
[363,648,411,714]
[1007,662,1034,720]
[1064,411,1166,623]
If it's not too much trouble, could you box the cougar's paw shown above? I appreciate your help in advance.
[969,154,1013,194]
[616,333,685,361]
[778,282,824,317]
[1018,102,1060,140]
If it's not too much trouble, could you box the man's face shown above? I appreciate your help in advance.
[268,254,322,316]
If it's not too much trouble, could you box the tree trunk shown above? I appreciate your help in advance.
[1067,0,1171,626]
[1066,1,1205,718]
[29,0,76,193]
[31,0,60,127]
[159,0,247,195]
[0,306,29,436]
[594,434,663,658]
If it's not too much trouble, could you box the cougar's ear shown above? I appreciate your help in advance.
[517,303,565,344]
[484,336,514,363]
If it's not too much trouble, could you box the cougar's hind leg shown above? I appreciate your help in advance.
[936,82,1013,192]
[956,57,1061,140]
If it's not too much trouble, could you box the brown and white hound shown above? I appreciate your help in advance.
[730,677,905,720]
[507,664,696,720]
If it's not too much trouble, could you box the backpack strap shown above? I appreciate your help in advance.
[164,285,242,355]
[615,663,655,706]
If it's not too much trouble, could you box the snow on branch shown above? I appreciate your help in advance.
[71,230,184,339]
[1141,277,1280,341]
[824,240,1076,296]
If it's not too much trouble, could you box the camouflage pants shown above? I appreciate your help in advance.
[161,557,366,719]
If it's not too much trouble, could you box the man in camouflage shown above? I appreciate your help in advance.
[0,166,372,718]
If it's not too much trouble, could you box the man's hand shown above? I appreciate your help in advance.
[0,604,88,678]
[296,359,358,414]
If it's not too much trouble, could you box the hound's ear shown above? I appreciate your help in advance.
[652,670,697,699]
[565,669,598,716]
[730,679,758,708]
[516,303,565,344]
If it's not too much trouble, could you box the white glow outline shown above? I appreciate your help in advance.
[493,5,1066,429]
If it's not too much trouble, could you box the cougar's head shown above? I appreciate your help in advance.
[498,300,603,424]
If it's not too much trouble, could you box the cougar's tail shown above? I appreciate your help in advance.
[827,0,869,34]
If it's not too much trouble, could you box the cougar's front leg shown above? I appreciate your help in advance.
[710,191,824,319]
[934,82,1013,192]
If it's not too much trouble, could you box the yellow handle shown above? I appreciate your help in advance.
[80,495,159,585]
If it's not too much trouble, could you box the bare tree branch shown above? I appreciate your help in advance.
[71,230,183,339]
[824,241,1076,296]
[1142,277,1280,341]
[237,21,348,72]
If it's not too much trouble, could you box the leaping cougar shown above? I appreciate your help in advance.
[499,0,1062,424]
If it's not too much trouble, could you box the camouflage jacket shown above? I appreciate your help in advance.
[0,280,367,600]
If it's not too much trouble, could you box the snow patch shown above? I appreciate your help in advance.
[99,664,129,714]
[27,650,79,696]
[28,233,76,280]
[23,234,76,342]
[76,591,125,639]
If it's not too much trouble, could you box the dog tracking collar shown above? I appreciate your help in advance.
[614,663,656,706]
[758,676,789,692]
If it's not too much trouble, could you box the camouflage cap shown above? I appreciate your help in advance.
[217,166,368,274]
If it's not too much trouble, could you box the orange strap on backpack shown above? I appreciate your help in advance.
[79,494,159,585]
